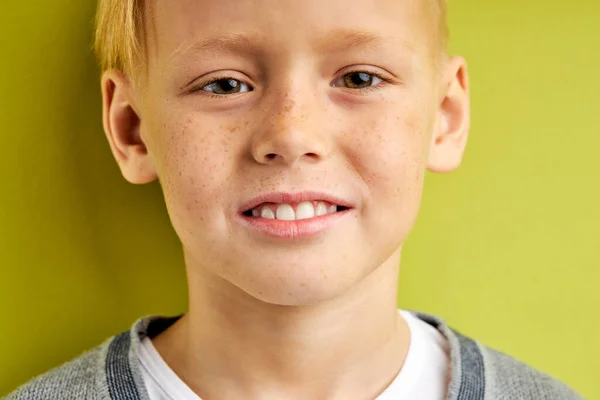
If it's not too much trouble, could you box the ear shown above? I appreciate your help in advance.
[101,69,157,184]
[426,56,471,173]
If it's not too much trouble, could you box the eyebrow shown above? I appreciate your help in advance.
[167,32,266,64]
[168,28,400,64]
[313,28,390,53]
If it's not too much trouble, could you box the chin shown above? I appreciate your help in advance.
[233,263,365,307]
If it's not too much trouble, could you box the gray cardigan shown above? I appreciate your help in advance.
[4,311,584,400]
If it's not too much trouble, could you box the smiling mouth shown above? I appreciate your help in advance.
[242,201,349,221]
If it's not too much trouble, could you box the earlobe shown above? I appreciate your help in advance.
[426,56,471,173]
[101,69,157,184]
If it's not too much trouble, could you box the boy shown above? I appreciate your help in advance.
[5,0,584,399]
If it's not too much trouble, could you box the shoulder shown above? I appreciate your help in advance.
[4,338,111,400]
[479,343,584,400]
[3,315,174,400]
[410,311,584,400]
[4,315,180,400]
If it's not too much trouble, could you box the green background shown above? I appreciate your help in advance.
[1,1,598,398]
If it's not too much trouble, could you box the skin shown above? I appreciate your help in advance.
[101,0,470,398]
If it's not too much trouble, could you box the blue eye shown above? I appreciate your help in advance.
[201,78,252,95]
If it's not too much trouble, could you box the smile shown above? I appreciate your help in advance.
[242,201,348,221]
[237,192,354,239]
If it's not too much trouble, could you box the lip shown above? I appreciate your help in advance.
[236,208,353,240]
[236,191,355,240]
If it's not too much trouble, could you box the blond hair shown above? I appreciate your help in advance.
[94,0,146,78]
[94,0,448,79]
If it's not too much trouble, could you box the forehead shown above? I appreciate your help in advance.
[145,0,436,65]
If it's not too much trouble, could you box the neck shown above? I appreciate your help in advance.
[153,248,409,400]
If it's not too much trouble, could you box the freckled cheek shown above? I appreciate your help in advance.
[351,115,428,198]
[152,120,231,223]
[349,113,429,242]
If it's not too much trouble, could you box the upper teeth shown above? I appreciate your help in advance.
[251,201,338,221]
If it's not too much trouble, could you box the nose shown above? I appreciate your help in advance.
[251,90,331,166]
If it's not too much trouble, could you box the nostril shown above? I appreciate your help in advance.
[265,154,277,161]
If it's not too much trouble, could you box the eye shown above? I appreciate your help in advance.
[332,71,383,89]
[201,78,252,95]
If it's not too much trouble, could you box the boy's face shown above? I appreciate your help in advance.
[104,0,469,305]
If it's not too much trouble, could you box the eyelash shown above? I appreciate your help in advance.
[193,70,392,99]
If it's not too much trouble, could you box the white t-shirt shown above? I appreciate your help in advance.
[137,310,450,400]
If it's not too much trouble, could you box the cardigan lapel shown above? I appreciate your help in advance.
[106,332,142,400]
[413,312,486,400]
[453,331,486,400]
